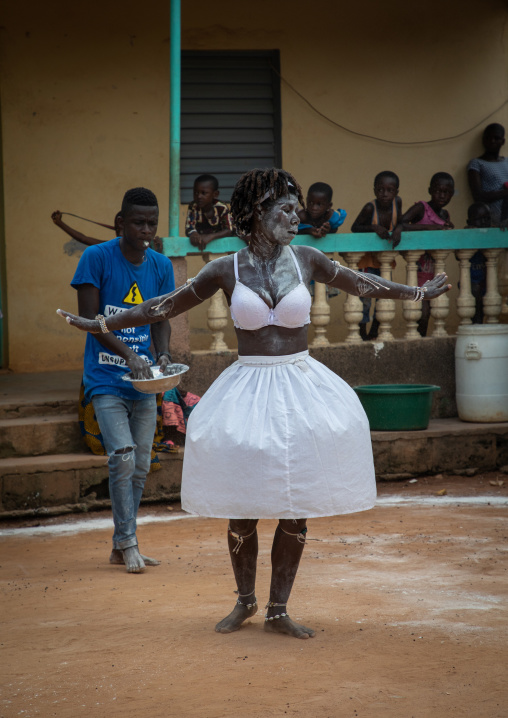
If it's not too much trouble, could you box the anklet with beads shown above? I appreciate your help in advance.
[236,598,257,609]
[264,601,288,621]
[236,592,257,610]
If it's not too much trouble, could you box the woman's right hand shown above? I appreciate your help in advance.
[56,309,100,332]
[421,272,452,299]
[51,210,63,224]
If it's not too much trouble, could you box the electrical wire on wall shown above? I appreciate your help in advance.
[274,66,508,146]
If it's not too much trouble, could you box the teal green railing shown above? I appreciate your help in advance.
[169,0,181,237]
[161,228,508,257]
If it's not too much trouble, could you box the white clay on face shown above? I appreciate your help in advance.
[260,194,299,246]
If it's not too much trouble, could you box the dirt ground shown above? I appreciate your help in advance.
[1,473,507,718]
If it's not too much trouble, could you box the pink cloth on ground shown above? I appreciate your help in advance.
[162,391,200,434]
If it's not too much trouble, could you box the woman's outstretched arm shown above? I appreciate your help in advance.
[57,256,229,333]
[306,246,452,301]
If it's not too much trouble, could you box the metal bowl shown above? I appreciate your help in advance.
[122,363,189,395]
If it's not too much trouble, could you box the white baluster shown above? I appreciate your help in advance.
[483,248,502,323]
[376,251,397,341]
[497,249,508,315]
[341,252,364,344]
[310,278,330,347]
[401,250,423,339]
[456,249,476,325]
[207,291,229,351]
[203,253,229,351]
[430,249,450,337]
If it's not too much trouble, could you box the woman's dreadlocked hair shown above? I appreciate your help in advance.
[230,168,304,237]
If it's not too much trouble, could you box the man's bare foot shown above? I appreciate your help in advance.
[114,546,146,573]
[264,615,315,639]
[215,600,258,634]
[109,549,160,567]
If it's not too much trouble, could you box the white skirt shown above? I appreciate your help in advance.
[181,351,376,519]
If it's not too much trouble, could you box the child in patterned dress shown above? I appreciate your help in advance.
[186,174,235,251]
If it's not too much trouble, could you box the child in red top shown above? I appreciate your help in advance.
[391,172,454,336]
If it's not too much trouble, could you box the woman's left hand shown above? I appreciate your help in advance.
[421,273,452,299]
[56,309,101,332]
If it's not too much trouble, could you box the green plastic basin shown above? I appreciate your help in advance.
[353,384,440,431]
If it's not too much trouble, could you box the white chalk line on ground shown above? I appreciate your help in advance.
[0,511,198,538]
[375,495,508,507]
[0,495,506,538]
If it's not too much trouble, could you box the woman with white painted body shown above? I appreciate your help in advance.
[58,168,451,639]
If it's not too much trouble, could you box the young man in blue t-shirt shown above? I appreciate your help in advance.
[71,187,175,573]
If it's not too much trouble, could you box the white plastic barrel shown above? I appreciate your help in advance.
[455,325,508,422]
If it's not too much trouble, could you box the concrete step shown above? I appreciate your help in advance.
[0,370,81,419]
[0,449,184,514]
[0,397,78,420]
[371,418,508,478]
[0,414,83,458]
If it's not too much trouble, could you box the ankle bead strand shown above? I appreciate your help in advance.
[264,601,288,621]
[236,597,257,610]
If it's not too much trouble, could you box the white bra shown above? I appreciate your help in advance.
[230,247,312,331]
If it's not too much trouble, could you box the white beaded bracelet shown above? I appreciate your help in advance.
[96,314,109,333]
[412,286,427,302]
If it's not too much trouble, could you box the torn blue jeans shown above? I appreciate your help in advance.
[92,393,157,550]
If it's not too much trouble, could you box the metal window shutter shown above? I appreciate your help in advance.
[180,51,282,204]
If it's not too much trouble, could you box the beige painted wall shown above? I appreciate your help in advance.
[1,0,507,368]
[182,0,508,348]
[0,2,171,371]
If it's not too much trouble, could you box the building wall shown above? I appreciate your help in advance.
[0,2,171,371]
[0,0,507,369]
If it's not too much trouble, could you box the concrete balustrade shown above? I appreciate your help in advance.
[456,249,476,325]
[341,252,364,345]
[162,230,508,353]
[201,252,229,351]
[430,249,450,337]
[401,250,423,338]
[310,270,331,347]
[376,250,397,341]
[484,248,503,323]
